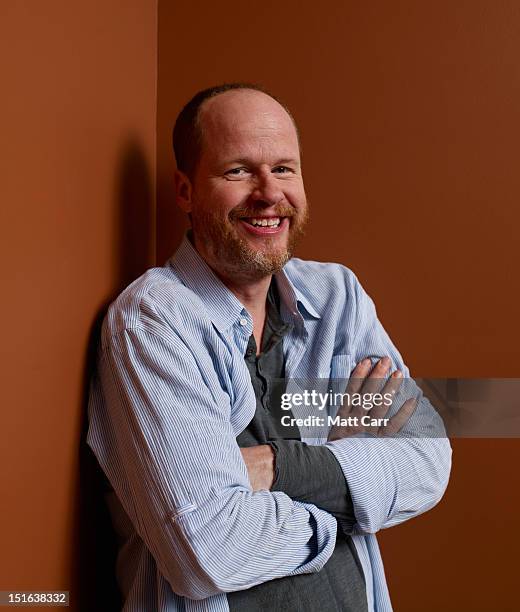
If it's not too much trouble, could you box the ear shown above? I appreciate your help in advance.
[174,169,193,213]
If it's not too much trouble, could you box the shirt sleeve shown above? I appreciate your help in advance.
[269,440,355,523]
[87,320,337,601]
[324,269,453,535]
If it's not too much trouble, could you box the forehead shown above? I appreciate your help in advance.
[198,90,299,160]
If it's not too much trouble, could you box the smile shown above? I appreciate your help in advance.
[238,216,289,235]
[244,216,281,227]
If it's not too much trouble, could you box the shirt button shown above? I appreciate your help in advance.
[239,318,248,326]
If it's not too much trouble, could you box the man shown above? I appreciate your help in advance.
[88,83,451,611]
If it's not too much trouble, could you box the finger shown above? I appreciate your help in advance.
[344,358,372,396]
[362,357,392,397]
[369,370,403,421]
[381,397,418,436]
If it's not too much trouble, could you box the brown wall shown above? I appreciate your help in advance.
[0,1,157,609]
[157,1,520,610]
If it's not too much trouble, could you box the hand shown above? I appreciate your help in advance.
[240,445,275,491]
[327,356,417,440]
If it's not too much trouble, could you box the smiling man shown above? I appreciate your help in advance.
[87,83,451,611]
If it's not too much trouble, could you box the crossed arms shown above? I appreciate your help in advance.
[87,278,451,600]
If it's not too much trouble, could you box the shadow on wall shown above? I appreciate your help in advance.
[116,140,155,289]
[76,141,154,612]
[156,168,190,265]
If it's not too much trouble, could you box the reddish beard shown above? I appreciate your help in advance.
[191,203,308,280]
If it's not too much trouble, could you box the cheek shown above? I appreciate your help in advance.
[211,184,250,213]
[286,185,307,209]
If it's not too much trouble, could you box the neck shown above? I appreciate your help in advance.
[220,273,272,317]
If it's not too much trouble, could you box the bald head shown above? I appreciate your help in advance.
[172,83,300,180]
[196,89,301,181]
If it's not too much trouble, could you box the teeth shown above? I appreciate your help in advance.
[248,217,281,227]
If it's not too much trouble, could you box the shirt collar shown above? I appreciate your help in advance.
[168,233,321,333]
[276,271,322,320]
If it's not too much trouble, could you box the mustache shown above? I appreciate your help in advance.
[229,204,296,220]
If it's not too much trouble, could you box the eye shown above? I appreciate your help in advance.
[225,167,250,178]
[272,166,292,174]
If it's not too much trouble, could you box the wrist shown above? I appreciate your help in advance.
[259,444,275,489]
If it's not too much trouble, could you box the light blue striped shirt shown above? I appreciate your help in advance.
[87,234,451,611]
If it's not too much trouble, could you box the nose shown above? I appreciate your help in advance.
[250,171,284,207]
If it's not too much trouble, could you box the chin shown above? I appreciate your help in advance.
[244,248,292,276]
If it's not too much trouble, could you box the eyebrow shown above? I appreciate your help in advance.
[223,157,300,167]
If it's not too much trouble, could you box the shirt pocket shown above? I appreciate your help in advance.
[326,354,353,417]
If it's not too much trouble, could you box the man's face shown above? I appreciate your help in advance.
[183,89,308,282]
